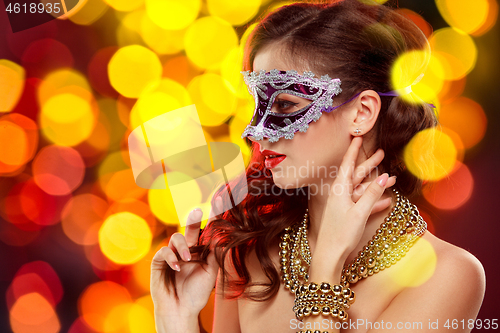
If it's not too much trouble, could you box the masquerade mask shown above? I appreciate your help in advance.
[240,69,343,143]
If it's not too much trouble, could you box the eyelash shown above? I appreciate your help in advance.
[274,99,299,111]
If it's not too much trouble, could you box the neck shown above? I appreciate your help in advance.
[306,181,395,266]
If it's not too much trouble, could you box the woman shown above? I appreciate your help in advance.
[151,1,486,332]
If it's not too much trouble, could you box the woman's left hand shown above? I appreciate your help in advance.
[308,136,395,280]
[351,145,396,214]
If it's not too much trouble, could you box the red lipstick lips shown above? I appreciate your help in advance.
[261,150,287,169]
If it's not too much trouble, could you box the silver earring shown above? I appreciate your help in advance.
[354,128,361,135]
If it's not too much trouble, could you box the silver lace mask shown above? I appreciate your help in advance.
[240,69,342,143]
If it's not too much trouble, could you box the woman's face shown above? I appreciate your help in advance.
[248,46,356,191]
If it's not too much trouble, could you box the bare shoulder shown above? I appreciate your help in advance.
[374,231,486,328]
[390,231,485,317]
[423,231,485,287]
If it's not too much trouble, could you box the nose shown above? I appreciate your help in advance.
[245,136,266,152]
[246,135,268,144]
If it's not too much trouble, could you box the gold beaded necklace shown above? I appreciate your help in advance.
[279,188,427,294]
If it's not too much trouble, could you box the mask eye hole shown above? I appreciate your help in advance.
[271,93,312,114]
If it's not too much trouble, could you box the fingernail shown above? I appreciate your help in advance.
[191,208,202,219]
[172,263,180,271]
[377,173,388,186]
[183,250,191,261]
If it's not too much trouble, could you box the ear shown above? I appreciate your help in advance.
[350,90,381,136]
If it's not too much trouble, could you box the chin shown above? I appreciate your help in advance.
[271,175,309,190]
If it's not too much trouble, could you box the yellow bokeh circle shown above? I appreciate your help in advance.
[98,212,152,265]
[40,93,95,146]
[436,0,490,34]
[410,54,445,103]
[129,303,156,333]
[0,59,25,112]
[104,0,143,12]
[184,16,239,69]
[221,47,249,98]
[102,302,155,333]
[207,0,261,26]
[38,68,93,107]
[129,78,192,129]
[430,28,477,81]
[200,73,237,115]
[115,10,144,47]
[391,50,432,104]
[108,45,162,98]
[188,74,235,126]
[148,175,180,226]
[140,13,186,55]
[403,128,457,181]
[388,237,437,287]
[145,0,201,30]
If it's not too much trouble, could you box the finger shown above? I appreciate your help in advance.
[208,196,224,224]
[352,149,384,186]
[152,246,181,272]
[337,136,363,184]
[369,197,392,215]
[205,248,220,279]
[354,173,389,217]
[168,233,191,262]
[185,208,203,247]
[386,176,396,188]
[215,196,223,214]
[352,176,396,202]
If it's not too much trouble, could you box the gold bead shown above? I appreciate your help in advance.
[311,306,320,315]
[332,284,342,295]
[338,310,346,321]
[349,290,356,303]
[383,243,391,252]
[367,257,376,268]
[303,306,311,316]
[358,265,368,277]
[320,282,330,293]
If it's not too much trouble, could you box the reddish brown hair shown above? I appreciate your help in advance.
[164,0,438,302]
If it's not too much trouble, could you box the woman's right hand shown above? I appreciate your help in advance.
[150,196,223,324]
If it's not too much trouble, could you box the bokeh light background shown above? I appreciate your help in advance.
[0,0,499,332]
